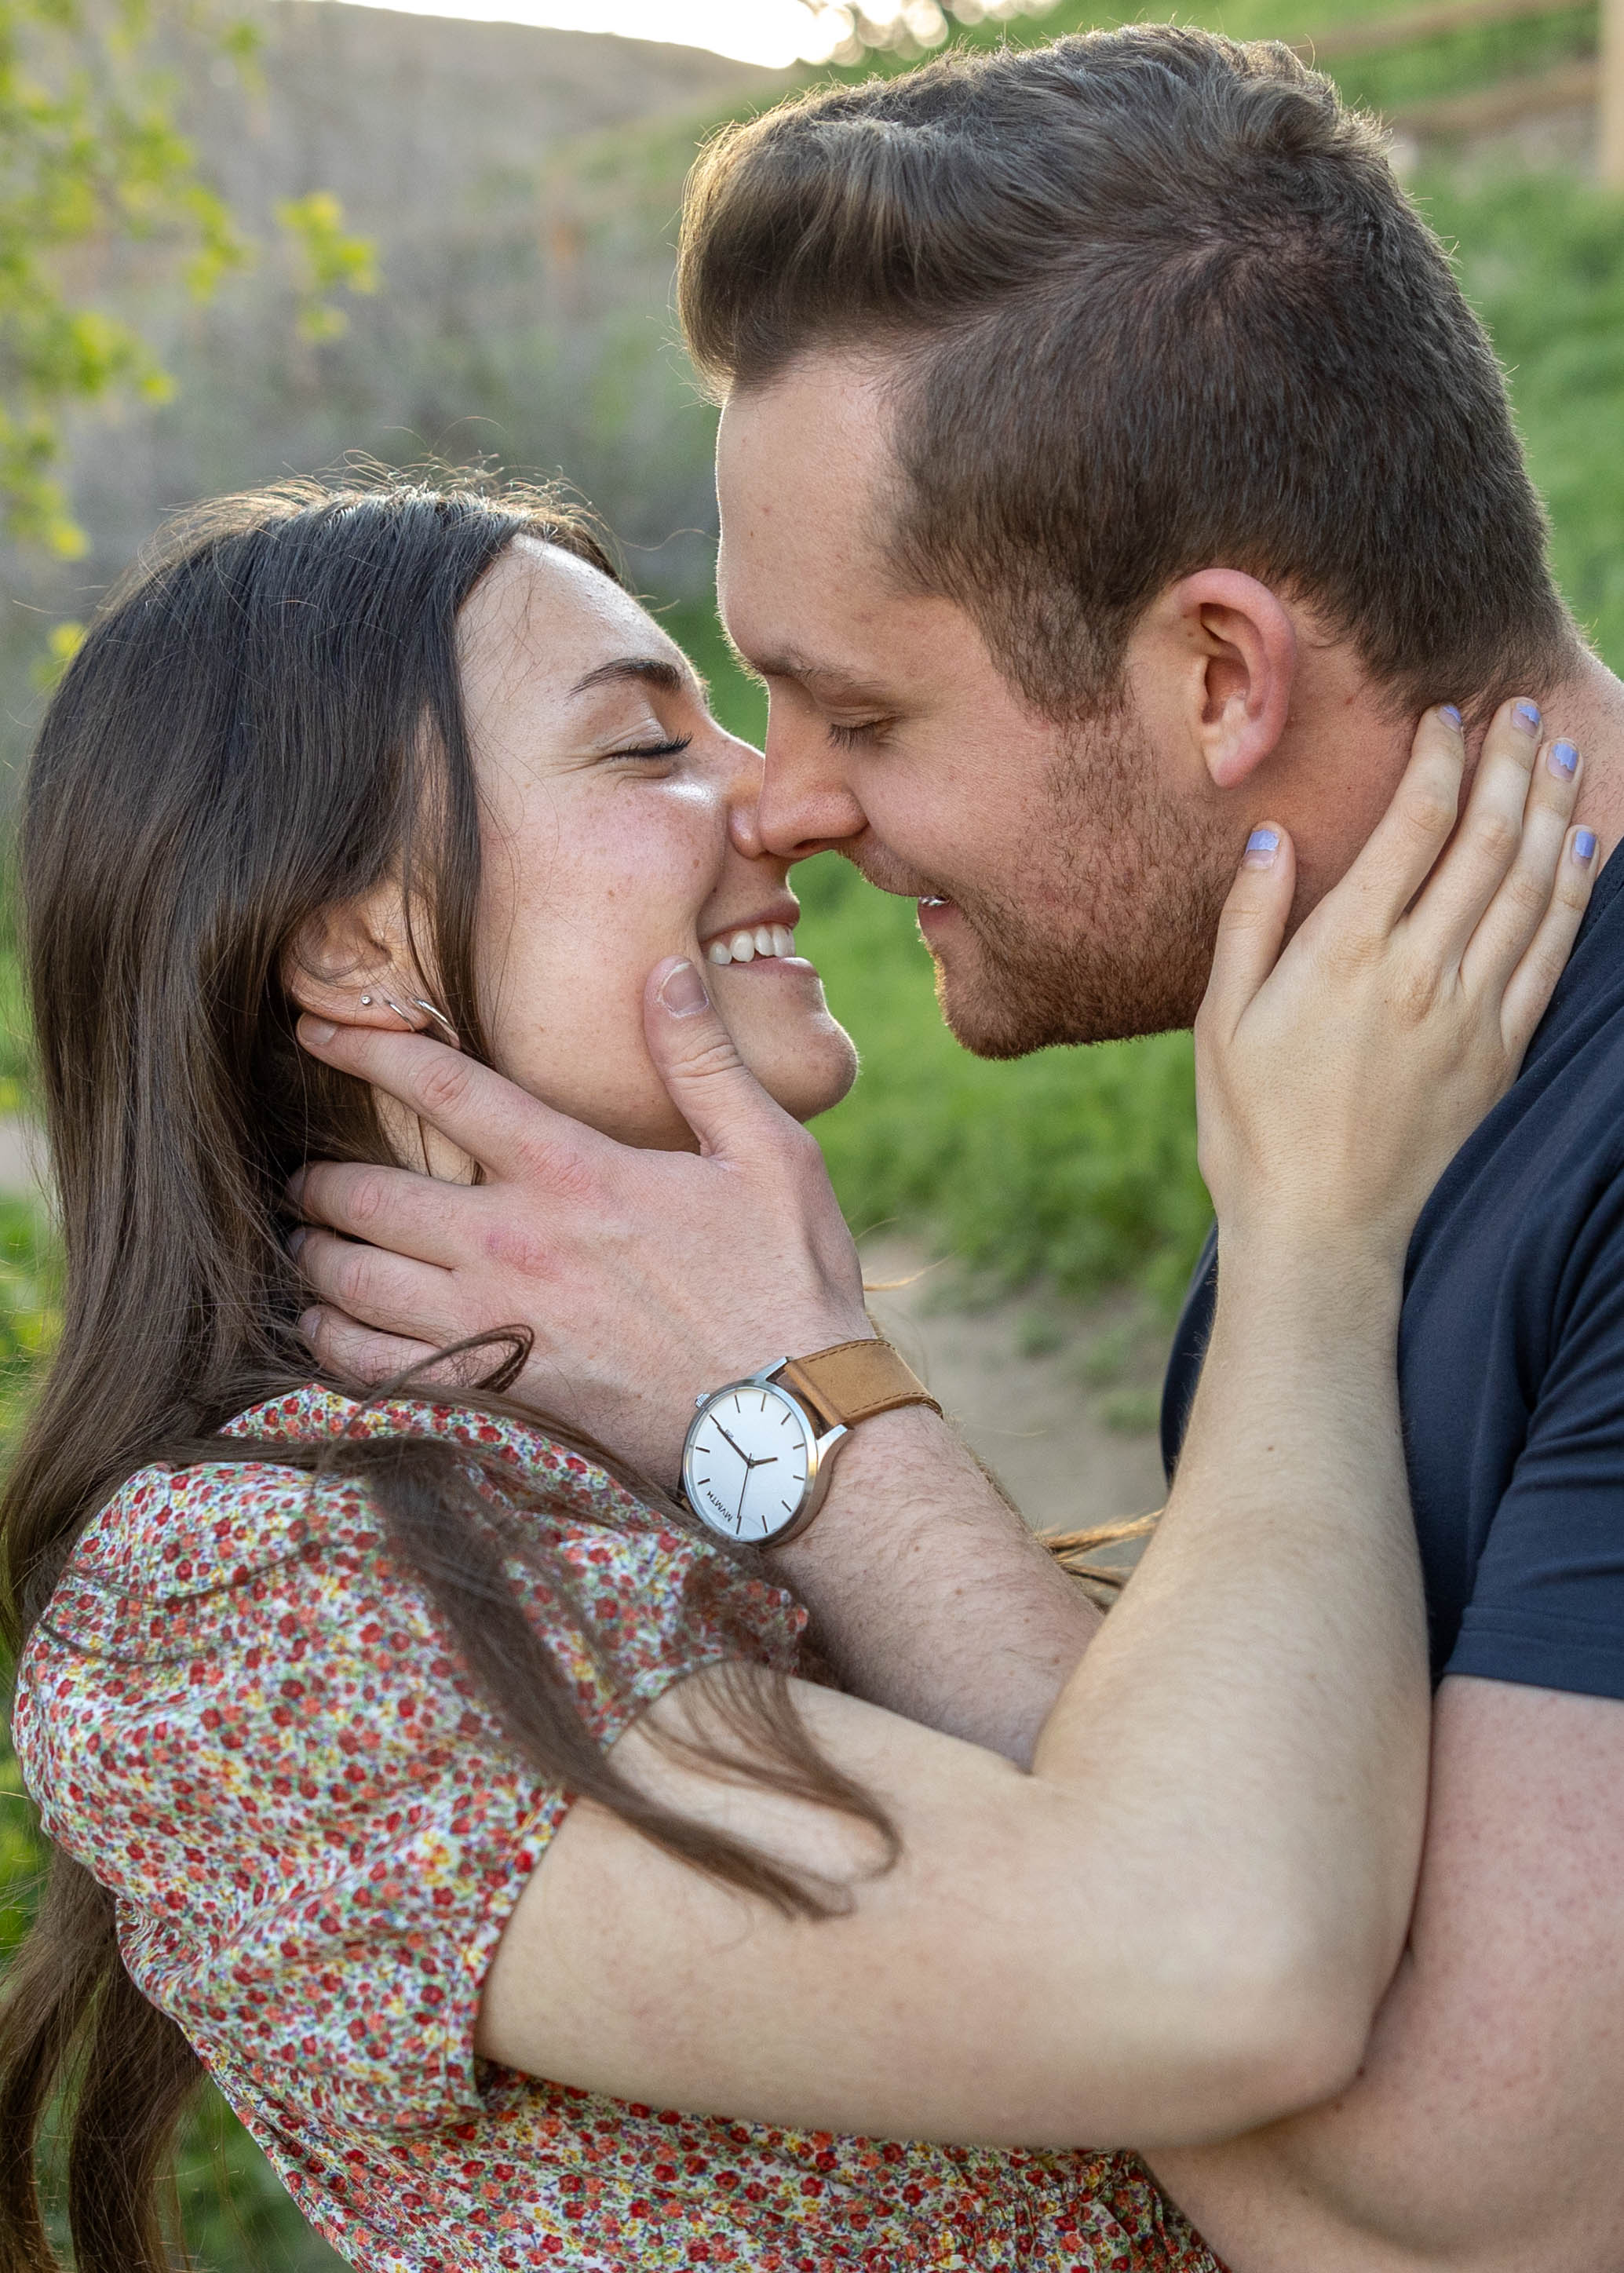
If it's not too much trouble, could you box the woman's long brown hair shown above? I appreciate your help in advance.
[0,473,893,2273]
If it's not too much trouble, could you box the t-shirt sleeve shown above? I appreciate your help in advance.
[1447,1197,1624,1701]
[17,1454,805,2134]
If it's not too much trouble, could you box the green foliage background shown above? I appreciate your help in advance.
[1,0,1623,2260]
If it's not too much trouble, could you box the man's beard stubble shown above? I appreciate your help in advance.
[928,706,1238,1060]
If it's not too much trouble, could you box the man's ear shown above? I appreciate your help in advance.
[1162,569,1297,790]
[283,888,429,1033]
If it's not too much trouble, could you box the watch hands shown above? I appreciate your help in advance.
[710,1422,779,1473]
[708,1420,782,1527]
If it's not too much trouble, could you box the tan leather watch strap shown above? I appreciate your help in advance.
[774,1338,941,1434]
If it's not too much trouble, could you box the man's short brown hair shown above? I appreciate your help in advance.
[679,27,1578,717]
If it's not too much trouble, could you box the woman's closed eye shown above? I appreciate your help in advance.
[608,733,695,764]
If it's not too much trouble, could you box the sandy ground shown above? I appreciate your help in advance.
[0,1118,1172,1535]
[858,1234,1170,1538]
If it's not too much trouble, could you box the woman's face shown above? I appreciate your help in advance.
[453,537,857,1149]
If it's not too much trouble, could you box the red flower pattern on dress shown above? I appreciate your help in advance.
[13,1387,1222,2272]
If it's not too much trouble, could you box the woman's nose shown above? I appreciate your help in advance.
[719,734,770,860]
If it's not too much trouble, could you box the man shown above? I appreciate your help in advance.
[290,31,1624,2269]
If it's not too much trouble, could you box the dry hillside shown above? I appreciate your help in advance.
[0,4,786,786]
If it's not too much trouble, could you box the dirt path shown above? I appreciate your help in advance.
[859,1235,1170,1537]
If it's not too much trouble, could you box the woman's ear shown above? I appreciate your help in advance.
[283,888,432,1034]
[1163,570,1297,791]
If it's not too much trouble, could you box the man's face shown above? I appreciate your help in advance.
[715,356,1243,1053]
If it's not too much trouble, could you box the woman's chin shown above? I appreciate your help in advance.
[749,1020,859,1123]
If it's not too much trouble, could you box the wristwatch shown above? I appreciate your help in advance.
[681,1338,941,1546]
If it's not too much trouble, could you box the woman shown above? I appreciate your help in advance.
[0,473,1593,2273]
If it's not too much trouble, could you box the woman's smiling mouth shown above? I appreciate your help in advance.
[706,924,797,965]
[701,902,803,965]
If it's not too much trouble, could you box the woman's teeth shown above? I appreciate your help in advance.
[706,925,797,966]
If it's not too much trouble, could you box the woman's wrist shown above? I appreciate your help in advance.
[1213,1224,1406,1337]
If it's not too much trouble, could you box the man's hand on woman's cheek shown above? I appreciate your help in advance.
[287,956,871,1484]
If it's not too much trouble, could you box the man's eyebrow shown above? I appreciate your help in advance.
[567,655,706,702]
[751,649,890,702]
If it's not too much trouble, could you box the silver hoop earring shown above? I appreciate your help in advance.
[411,997,458,1038]
[379,995,419,1030]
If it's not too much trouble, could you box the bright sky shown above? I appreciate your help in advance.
[335,0,873,66]
[317,0,1046,68]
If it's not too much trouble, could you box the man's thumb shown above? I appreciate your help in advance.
[644,957,771,1155]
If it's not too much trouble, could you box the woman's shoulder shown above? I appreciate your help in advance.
[13,1385,806,1828]
[42,1385,690,1629]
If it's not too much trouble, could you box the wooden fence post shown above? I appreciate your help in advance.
[1603,0,1624,187]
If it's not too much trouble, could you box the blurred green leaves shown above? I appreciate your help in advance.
[0,0,377,560]
[1418,161,1624,668]
[275,189,378,345]
[0,0,239,553]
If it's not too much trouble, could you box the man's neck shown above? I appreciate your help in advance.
[1515,649,1624,866]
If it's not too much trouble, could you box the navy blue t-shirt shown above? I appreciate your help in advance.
[1162,845,1624,1701]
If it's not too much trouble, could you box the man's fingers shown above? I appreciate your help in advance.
[1406,698,1553,970]
[1337,704,1467,935]
[1196,824,1297,1043]
[297,1305,445,1391]
[295,1016,608,1187]
[1498,825,1600,1065]
[643,958,796,1158]
[291,1158,470,1270]
[291,1222,458,1340]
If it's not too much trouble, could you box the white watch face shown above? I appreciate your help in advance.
[684,1383,816,1543]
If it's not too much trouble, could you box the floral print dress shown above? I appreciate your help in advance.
[13,1387,1223,2273]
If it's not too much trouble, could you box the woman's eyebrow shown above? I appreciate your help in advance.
[567,655,705,702]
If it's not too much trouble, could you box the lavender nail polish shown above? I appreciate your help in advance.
[1243,826,1281,868]
[1513,699,1542,736]
[1549,739,1579,778]
[1574,829,1597,864]
[1440,703,1462,730]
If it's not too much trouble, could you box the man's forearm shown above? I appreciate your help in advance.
[768,1405,1099,1767]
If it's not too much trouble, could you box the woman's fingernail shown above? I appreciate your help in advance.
[1243,826,1281,870]
[300,1016,338,1045]
[297,1308,323,1343]
[658,959,710,1016]
[1573,829,1597,864]
[1548,739,1579,778]
[286,1225,308,1260]
[1440,703,1462,731]
[1513,699,1542,736]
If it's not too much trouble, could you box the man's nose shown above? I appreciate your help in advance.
[717,729,772,861]
[756,707,868,861]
